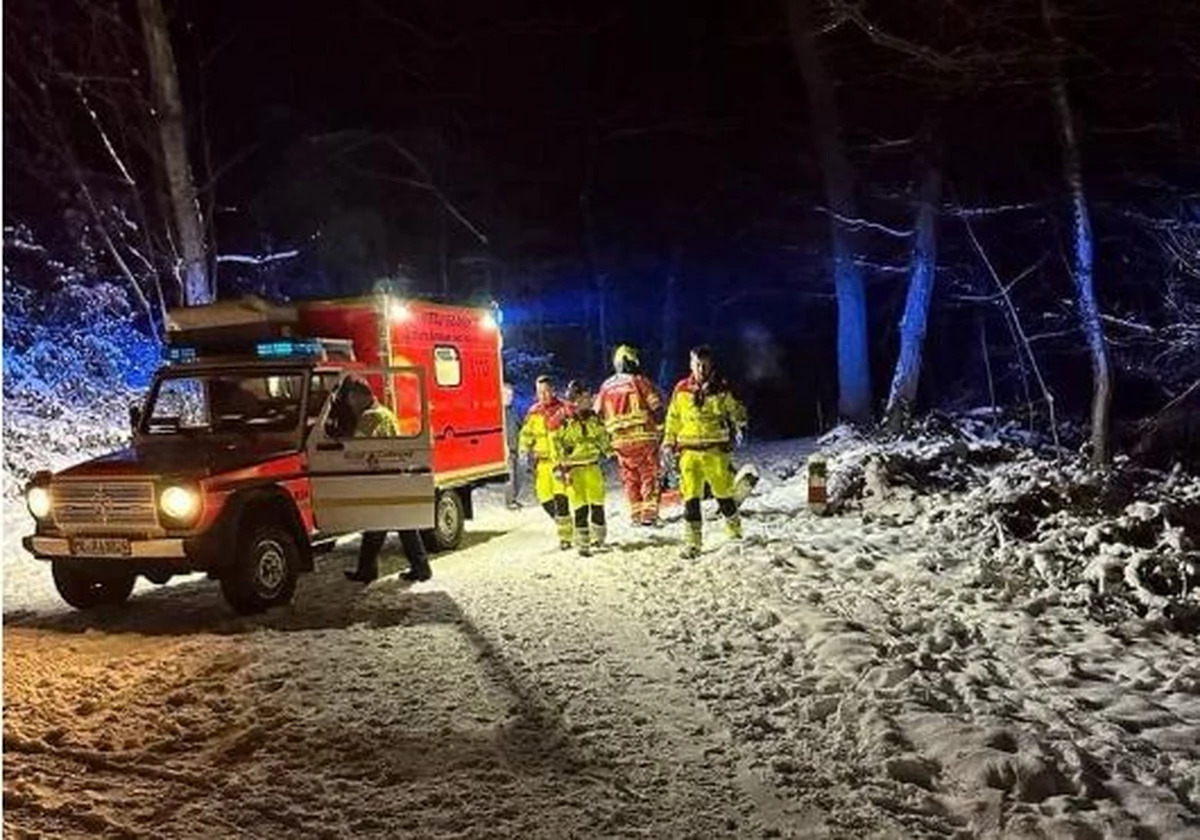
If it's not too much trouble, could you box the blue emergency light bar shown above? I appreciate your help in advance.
[166,345,198,364]
[255,338,325,359]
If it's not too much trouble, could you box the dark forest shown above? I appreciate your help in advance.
[5,0,1199,445]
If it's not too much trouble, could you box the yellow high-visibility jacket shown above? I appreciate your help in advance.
[357,403,400,437]
[663,375,747,449]
[518,397,567,460]
[556,410,612,467]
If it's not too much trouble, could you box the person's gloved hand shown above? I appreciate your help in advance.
[734,428,745,448]
[660,443,677,467]
[524,452,538,473]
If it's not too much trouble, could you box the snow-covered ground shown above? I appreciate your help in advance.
[5,440,1200,838]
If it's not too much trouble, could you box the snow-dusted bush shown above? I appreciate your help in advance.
[3,267,160,496]
[819,413,1200,629]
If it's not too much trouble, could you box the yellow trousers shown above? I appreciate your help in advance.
[564,463,605,510]
[534,460,568,504]
[678,449,734,501]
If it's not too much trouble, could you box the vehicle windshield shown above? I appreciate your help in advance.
[144,370,308,437]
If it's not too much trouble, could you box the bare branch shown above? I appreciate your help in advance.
[945,201,1043,217]
[76,85,137,187]
[196,141,262,193]
[1100,313,1156,334]
[216,251,300,266]
[813,206,912,238]
[949,257,1045,301]
[962,213,1062,451]
[827,0,962,72]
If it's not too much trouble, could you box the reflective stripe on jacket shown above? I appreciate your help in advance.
[663,376,747,449]
[593,373,662,445]
[518,398,567,460]
[556,410,612,467]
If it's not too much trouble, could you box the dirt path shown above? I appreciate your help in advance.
[8,438,1198,839]
[3,503,819,839]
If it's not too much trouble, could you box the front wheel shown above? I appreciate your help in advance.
[421,489,464,552]
[220,523,300,615]
[52,561,136,610]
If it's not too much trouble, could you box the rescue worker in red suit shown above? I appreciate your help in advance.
[518,374,573,549]
[593,344,665,526]
[663,345,748,558]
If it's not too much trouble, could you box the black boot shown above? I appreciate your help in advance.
[348,531,385,581]
[399,531,432,581]
[401,562,431,582]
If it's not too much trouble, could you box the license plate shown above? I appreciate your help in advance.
[71,537,132,558]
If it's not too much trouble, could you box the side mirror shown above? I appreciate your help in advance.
[129,403,142,433]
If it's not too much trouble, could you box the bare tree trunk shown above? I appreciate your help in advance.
[785,0,872,423]
[1043,0,1112,467]
[580,148,606,374]
[885,139,943,429]
[597,273,609,372]
[138,0,209,305]
[978,312,997,431]
[194,27,219,297]
[658,246,683,387]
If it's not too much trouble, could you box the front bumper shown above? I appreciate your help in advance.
[24,536,188,559]
[22,528,232,573]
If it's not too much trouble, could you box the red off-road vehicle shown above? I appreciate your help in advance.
[22,295,509,614]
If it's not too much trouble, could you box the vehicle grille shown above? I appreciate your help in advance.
[52,481,159,532]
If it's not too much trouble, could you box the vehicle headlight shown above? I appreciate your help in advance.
[26,486,52,520]
[159,485,200,523]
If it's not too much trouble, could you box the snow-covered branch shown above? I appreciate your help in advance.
[216,250,300,266]
[944,201,1042,217]
[1100,313,1156,334]
[813,206,912,238]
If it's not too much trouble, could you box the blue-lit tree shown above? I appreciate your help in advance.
[829,0,1134,461]
[4,0,214,320]
[1042,0,1112,466]
[784,0,873,424]
[885,124,943,429]
[137,0,211,306]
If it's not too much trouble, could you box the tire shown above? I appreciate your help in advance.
[421,489,464,552]
[52,561,136,610]
[219,522,300,615]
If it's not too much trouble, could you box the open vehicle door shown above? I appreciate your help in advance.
[306,367,435,533]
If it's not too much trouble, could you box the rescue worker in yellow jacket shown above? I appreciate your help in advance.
[517,374,573,549]
[335,375,433,582]
[557,380,612,556]
[662,345,748,558]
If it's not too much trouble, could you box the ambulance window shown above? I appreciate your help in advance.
[433,345,461,387]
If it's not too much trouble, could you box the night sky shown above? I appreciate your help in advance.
[5,0,1200,436]
[183,0,807,285]
[176,0,839,428]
